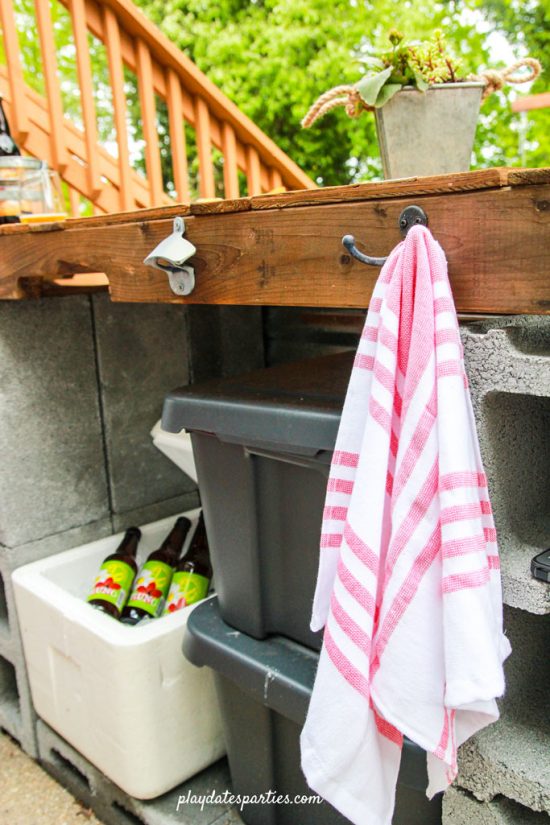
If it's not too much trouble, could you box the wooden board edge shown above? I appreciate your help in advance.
[2,168,548,237]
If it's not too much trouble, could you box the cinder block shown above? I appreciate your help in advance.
[0,647,36,756]
[0,517,114,757]
[457,606,550,813]
[37,720,243,825]
[0,297,110,547]
[0,565,36,756]
[92,294,195,515]
[443,786,549,824]
[111,491,199,533]
[462,318,550,615]
[0,518,114,571]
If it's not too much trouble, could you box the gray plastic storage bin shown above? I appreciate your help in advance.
[183,597,442,825]
[162,352,355,651]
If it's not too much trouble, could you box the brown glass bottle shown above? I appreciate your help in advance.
[0,97,21,226]
[0,97,20,158]
[163,513,212,615]
[87,527,141,619]
[120,516,191,625]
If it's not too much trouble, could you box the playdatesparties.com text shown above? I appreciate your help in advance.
[177,789,323,812]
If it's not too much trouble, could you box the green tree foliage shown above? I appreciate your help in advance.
[132,0,548,185]
[0,0,546,191]
[471,0,550,168]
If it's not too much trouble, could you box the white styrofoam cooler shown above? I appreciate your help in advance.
[12,510,225,800]
[151,420,198,482]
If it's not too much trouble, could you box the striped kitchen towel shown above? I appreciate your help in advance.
[300,224,511,825]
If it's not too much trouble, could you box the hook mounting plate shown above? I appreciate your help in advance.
[398,205,428,237]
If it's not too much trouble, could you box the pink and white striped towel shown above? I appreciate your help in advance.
[300,225,511,825]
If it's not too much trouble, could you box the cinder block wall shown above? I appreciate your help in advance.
[447,318,550,823]
[0,295,264,757]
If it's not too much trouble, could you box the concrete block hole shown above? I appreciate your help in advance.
[49,747,91,792]
[111,802,146,825]
[505,325,550,358]
[0,655,19,717]
[0,572,8,634]
[485,392,550,548]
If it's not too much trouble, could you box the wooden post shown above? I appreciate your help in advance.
[269,168,283,190]
[103,6,134,211]
[222,122,239,200]
[195,96,215,199]
[166,68,189,202]
[69,0,102,198]
[246,145,262,195]
[35,0,69,172]
[68,187,81,217]
[136,38,164,207]
[0,0,30,143]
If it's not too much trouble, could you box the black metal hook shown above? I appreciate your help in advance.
[342,205,428,267]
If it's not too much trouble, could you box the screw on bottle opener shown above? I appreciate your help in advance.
[143,216,197,296]
[342,205,428,267]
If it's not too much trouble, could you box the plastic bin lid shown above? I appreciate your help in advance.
[162,351,355,452]
[183,597,317,726]
[183,597,429,791]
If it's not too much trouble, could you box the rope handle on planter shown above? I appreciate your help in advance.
[301,57,542,128]
[469,57,541,98]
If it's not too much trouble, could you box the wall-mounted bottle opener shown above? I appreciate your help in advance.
[143,216,196,296]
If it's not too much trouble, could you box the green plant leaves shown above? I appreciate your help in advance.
[413,71,429,91]
[356,67,405,108]
[355,66,394,106]
[374,83,403,107]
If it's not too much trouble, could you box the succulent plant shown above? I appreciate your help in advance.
[356,30,464,109]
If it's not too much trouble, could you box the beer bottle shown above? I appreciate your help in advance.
[163,513,212,615]
[87,527,141,619]
[0,97,20,157]
[0,96,21,226]
[121,516,191,625]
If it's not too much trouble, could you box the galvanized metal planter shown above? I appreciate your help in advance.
[374,82,484,179]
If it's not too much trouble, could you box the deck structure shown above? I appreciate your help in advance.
[0,0,314,215]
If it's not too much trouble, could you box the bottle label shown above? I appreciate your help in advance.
[87,560,135,612]
[126,560,174,618]
[163,571,210,615]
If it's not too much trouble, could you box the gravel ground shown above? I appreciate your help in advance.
[0,730,104,825]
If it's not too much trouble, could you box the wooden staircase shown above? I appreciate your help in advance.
[0,0,315,216]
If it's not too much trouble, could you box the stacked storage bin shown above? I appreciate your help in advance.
[162,352,443,825]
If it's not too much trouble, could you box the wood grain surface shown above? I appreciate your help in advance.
[0,170,549,312]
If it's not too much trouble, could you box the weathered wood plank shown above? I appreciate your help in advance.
[250,167,550,210]
[2,167,546,235]
[0,183,548,313]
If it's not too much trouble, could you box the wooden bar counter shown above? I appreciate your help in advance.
[1,168,549,313]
